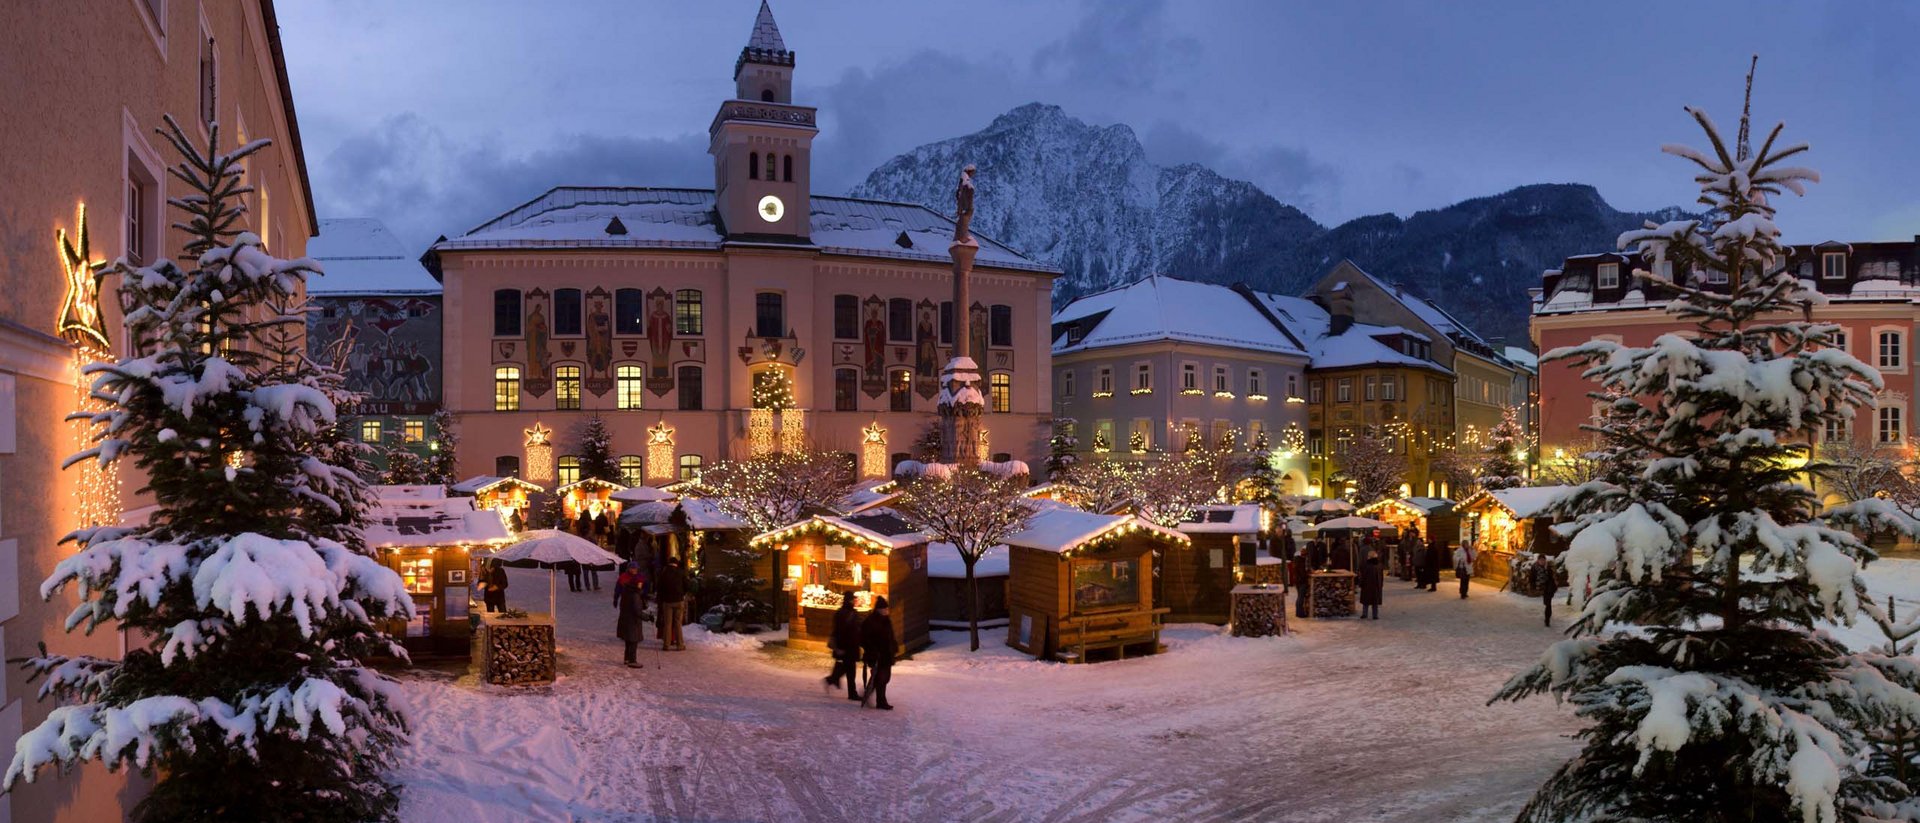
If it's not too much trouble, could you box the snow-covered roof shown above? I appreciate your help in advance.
[927,542,1010,578]
[1052,276,1307,357]
[449,475,546,496]
[749,513,927,551]
[619,500,679,526]
[363,496,513,549]
[1176,504,1262,535]
[435,188,1057,275]
[1502,347,1539,371]
[834,479,899,515]
[1308,323,1451,372]
[555,478,626,495]
[307,218,440,295]
[1003,509,1188,554]
[373,484,446,501]
[1357,497,1455,518]
[680,499,752,532]
[1462,486,1572,520]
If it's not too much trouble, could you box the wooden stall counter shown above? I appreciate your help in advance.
[474,611,557,686]
[1229,584,1287,637]
[1308,570,1357,619]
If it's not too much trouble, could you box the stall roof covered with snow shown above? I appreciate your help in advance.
[1463,486,1572,521]
[450,475,546,496]
[307,218,440,295]
[1176,504,1263,535]
[1004,509,1188,554]
[750,512,927,552]
[363,494,513,551]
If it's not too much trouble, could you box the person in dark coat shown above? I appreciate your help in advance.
[1278,526,1298,562]
[824,597,862,700]
[563,559,582,593]
[860,596,897,710]
[614,561,647,668]
[1309,539,1328,570]
[485,560,510,612]
[1358,553,1384,620]
[655,554,687,650]
[1535,556,1560,627]
[1420,539,1444,591]
[1289,552,1311,618]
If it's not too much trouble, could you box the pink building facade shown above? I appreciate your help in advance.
[1531,239,1920,493]
[427,5,1058,488]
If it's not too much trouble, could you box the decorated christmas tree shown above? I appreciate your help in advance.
[751,368,795,410]
[1476,405,1528,490]
[380,435,430,486]
[1493,77,1920,822]
[3,116,412,821]
[425,407,460,485]
[1046,417,1079,480]
[575,414,620,484]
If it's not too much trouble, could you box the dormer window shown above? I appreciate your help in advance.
[1597,262,1620,290]
[1823,252,1847,280]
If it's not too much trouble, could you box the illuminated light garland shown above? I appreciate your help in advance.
[71,348,122,528]
[58,206,122,529]
[779,408,806,454]
[524,422,554,483]
[646,421,676,483]
[859,422,887,479]
[1213,391,1235,399]
[1284,396,1306,404]
[1179,388,1205,396]
[1247,394,1269,402]
[748,408,775,457]
[1092,432,1111,453]
[1129,430,1148,454]
[1129,388,1153,396]
[1278,422,1307,455]
[1091,391,1114,399]
[976,428,990,461]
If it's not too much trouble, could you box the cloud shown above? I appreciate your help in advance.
[1030,0,1200,95]
[1142,121,1341,216]
[311,113,707,252]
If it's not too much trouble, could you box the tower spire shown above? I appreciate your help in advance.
[746,1,786,55]
[1736,53,1758,162]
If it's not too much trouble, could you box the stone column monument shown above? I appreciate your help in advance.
[938,164,983,466]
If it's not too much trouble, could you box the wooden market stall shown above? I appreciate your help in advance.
[927,543,1010,629]
[363,485,515,657]
[1168,504,1263,624]
[449,475,546,527]
[555,477,626,536]
[1003,509,1187,663]
[750,513,931,655]
[1355,497,1459,579]
[1457,486,1572,588]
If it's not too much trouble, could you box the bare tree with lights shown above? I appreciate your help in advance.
[893,469,1034,651]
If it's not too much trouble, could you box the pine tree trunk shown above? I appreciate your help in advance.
[966,559,980,652]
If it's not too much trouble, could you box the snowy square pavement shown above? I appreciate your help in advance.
[391,560,1920,822]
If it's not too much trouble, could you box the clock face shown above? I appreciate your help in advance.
[757,195,784,223]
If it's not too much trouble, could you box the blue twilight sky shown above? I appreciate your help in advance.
[277,0,1920,254]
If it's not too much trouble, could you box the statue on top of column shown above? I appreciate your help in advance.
[952,164,976,245]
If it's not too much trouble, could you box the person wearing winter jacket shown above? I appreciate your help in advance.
[824,597,862,700]
[860,596,897,710]
[486,560,510,611]
[1420,539,1444,591]
[1453,543,1476,599]
[1534,556,1560,626]
[655,555,687,651]
[614,561,648,668]
[1289,552,1311,618]
[1357,553,1384,620]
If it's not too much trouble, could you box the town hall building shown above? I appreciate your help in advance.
[426,2,1059,487]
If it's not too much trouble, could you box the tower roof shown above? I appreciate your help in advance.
[736,0,793,76]
[746,1,786,53]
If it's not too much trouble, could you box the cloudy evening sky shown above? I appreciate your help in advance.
[278,0,1920,253]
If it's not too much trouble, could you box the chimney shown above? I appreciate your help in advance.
[1328,285,1355,336]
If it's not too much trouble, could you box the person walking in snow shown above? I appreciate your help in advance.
[860,596,897,710]
[1534,556,1560,627]
[614,561,647,668]
[563,559,583,593]
[1420,538,1444,592]
[1453,542,1476,599]
[824,596,862,700]
[1289,551,1311,618]
[655,554,687,651]
[1357,553,1384,620]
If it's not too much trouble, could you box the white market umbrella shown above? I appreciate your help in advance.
[611,486,677,504]
[1299,498,1356,516]
[490,530,622,617]
[1303,515,1397,571]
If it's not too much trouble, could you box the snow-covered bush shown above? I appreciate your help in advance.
[1492,93,1920,822]
[4,116,412,822]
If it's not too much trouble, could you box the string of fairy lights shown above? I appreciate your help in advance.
[56,205,121,528]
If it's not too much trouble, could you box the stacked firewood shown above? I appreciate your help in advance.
[1230,590,1285,637]
[483,622,557,685]
[1310,572,1356,618]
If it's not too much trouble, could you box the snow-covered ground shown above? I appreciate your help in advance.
[390,560,1920,822]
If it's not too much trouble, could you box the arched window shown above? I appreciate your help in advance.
[749,152,759,180]
[615,288,645,334]
[553,288,582,336]
[834,368,859,411]
[616,365,644,410]
[760,88,774,102]
[765,153,777,181]
[990,372,1012,413]
[493,289,522,336]
[678,454,703,482]
[677,365,703,411]
[674,289,703,335]
[494,367,521,411]
[557,456,581,487]
[890,369,913,412]
[555,365,582,410]
[783,154,793,182]
[618,456,644,487]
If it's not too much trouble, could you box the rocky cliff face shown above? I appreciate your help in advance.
[850,103,1683,344]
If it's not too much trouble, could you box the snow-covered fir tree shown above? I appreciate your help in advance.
[424,407,460,485]
[1493,92,1920,823]
[1337,428,1406,505]
[1046,417,1079,480]
[380,436,430,486]
[4,116,412,822]
[1477,405,1528,490]
[575,415,620,483]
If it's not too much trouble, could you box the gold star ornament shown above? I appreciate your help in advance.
[56,204,113,354]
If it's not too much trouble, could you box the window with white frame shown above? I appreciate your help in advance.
[1061,369,1075,398]
[1596,262,1620,289]
[1831,329,1848,353]
[1336,378,1352,403]
[1824,400,1850,443]
[1879,405,1903,445]
[1097,366,1113,395]
[1823,252,1847,280]
[1181,363,1198,391]
[1880,330,1904,370]
[1381,376,1398,401]
[1364,376,1376,401]
[1705,267,1728,284]
[1309,379,1322,404]
[1213,365,1229,394]
[1134,363,1152,391]
[1248,369,1264,397]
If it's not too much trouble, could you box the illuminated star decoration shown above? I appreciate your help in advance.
[646,421,676,483]
[56,204,113,354]
[523,422,555,483]
[859,422,887,479]
[524,422,552,446]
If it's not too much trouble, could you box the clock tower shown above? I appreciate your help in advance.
[711,1,816,240]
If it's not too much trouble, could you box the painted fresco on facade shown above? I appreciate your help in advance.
[309,296,442,415]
